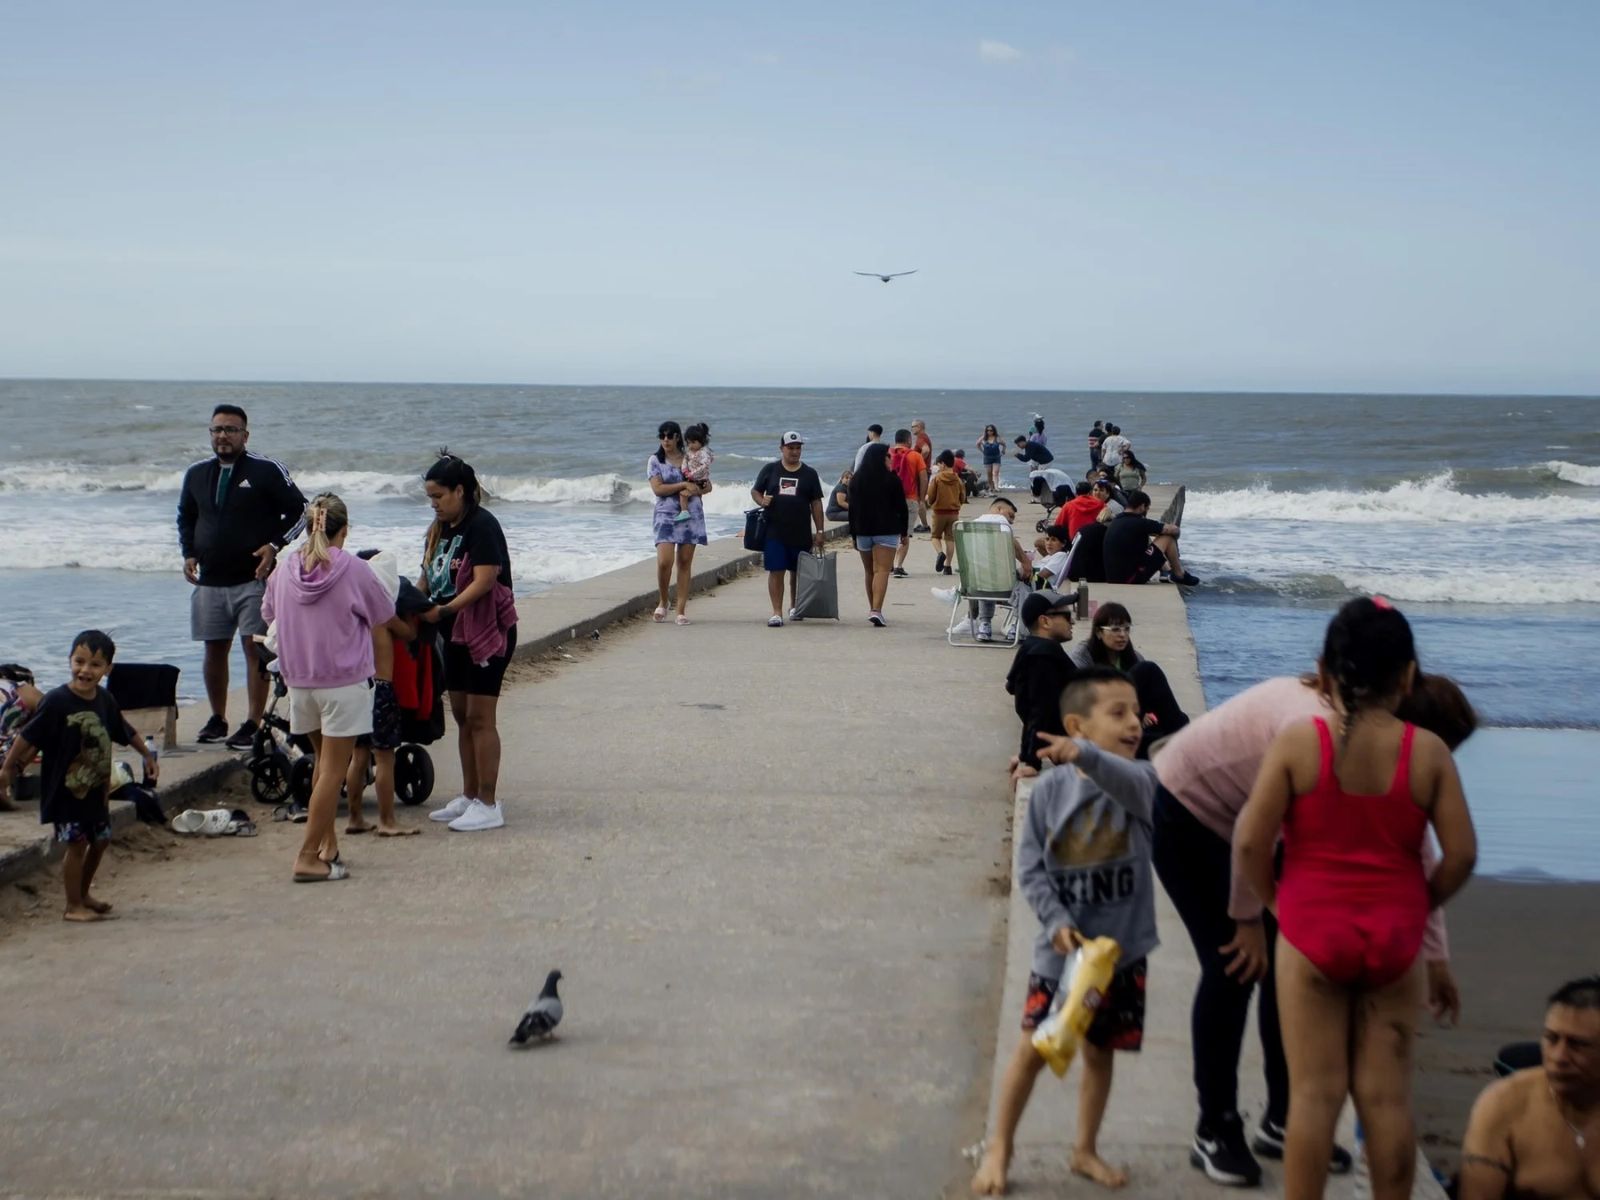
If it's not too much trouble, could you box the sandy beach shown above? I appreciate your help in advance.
[1414,878,1600,1172]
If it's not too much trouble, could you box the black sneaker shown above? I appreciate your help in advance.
[224,720,260,751]
[934,552,947,573]
[1190,1115,1262,1187]
[1251,1117,1352,1175]
[891,567,909,578]
[1173,571,1202,587]
[195,715,230,744]
[288,802,310,824]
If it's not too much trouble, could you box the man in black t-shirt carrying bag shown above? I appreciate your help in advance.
[1101,490,1201,587]
[751,432,826,627]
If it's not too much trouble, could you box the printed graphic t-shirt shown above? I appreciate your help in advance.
[423,507,513,606]
[20,685,131,827]
[753,461,824,547]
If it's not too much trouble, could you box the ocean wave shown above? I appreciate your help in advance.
[1188,471,1600,524]
[1206,565,1600,607]
[0,461,763,512]
[1547,460,1600,487]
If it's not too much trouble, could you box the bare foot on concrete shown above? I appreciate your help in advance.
[375,823,418,837]
[971,1143,1010,1195]
[62,906,110,923]
[344,819,373,835]
[1069,1149,1128,1189]
[81,894,113,914]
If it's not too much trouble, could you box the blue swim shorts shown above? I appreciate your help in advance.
[763,538,805,573]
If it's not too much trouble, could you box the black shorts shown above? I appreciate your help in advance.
[1123,543,1166,585]
[443,626,518,697]
[355,679,401,751]
[1021,957,1147,1051]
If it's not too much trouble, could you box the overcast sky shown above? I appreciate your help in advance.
[3,1,1597,392]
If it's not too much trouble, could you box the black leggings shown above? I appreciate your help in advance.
[1151,785,1288,1127]
[1129,660,1189,759]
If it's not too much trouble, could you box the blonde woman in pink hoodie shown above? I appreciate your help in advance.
[261,493,396,882]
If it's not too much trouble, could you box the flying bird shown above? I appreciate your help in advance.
[854,270,918,283]
[510,969,564,1045]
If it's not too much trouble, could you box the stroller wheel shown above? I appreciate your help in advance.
[394,744,435,805]
[250,752,293,805]
[289,755,315,806]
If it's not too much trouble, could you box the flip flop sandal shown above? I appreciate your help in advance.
[224,810,258,837]
[675,615,691,625]
[652,606,668,622]
[293,859,350,882]
[171,808,239,836]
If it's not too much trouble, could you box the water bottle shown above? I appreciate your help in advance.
[143,744,159,787]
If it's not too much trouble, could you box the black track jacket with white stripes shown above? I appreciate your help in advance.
[176,452,308,587]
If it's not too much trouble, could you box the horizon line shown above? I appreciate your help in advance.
[2,375,1597,401]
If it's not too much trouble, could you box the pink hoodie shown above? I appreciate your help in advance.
[261,546,396,689]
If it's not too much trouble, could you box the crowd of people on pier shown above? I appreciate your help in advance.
[1,403,1595,1200]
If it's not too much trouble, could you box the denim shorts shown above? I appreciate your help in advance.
[854,534,900,551]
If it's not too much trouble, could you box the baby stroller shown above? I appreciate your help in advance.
[246,645,313,805]
[245,581,444,809]
[1035,484,1072,533]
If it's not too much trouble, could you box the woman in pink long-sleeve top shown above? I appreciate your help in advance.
[1150,671,1476,1186]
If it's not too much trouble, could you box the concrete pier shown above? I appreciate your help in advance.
[0,484,1368,1197]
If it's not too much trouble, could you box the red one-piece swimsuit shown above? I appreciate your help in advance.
[1277,718,1430,988]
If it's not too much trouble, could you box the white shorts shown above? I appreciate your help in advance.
[289,680,375,738]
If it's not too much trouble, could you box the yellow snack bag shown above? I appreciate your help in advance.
[1030,936,1121,1077]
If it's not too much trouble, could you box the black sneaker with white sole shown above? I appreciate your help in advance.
[1251,1117,1353,1174]
[1190,1115,1262,1187]
[195,715,230,744]
[224,720,260,751]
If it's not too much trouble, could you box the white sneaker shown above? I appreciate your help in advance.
[447,799,505,832]
[429,794,472,823]
[976,620,993,642]
[950,617,973,636]
[930,586,958,604]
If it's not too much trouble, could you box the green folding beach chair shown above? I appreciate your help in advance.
[948,519,1028,647]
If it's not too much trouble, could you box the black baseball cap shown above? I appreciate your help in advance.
[1021,590,1074,628]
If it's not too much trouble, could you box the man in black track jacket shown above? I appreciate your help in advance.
[176,404,306,749]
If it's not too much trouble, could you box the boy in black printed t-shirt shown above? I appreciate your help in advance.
[0,631,158,922]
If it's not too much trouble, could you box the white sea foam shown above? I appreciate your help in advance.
[1547,460,1600,487]
[1188,471,1600,524]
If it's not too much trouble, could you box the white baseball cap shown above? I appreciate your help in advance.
[781,431,804,446]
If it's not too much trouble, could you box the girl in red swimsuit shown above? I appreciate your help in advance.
[1235,598,1477,1200]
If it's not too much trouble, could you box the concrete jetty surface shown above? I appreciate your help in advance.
[0,484,1373,1197]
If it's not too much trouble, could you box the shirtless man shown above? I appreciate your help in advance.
[1459,976,1600,1199]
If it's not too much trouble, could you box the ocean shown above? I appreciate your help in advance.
[2,381,1596,877]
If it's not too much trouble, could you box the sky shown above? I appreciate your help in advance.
[3,1,1598,392]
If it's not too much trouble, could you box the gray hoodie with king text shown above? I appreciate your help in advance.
[1017,739,1160,979]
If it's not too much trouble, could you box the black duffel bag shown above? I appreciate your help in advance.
[743,507,769,551]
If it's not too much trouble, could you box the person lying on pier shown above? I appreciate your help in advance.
[1005,591,1078,780]
[974,668,1161,1195]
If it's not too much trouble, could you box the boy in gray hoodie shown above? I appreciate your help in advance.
[972,666,1159,1195]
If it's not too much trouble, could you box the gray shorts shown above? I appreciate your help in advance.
[191,581,267,642]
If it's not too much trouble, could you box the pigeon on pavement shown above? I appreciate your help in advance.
[510,970,564,1045]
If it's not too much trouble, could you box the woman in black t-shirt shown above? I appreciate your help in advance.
[419,454,517,833]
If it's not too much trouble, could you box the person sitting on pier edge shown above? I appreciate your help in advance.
[1457,974,1600,1200]
[1102,490,1200,587]
[1056,481,1105,540]
[1067,602,1189,758]
[1004,590,1078,777]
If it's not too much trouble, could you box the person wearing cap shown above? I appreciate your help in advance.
[1003,591,1078,777]
[751,432,826,627]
